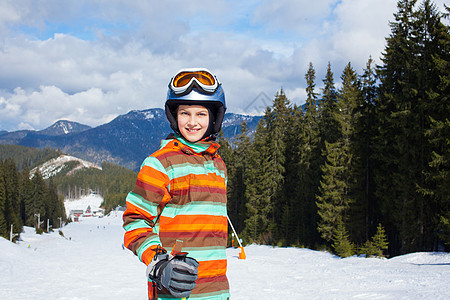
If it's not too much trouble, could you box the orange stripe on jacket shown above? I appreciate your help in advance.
[161,223,227,233]
[198,260,228,278]
[137,165,169,188]
[159,215,227,232]
[170,175,225,190]
[123,227,154,247]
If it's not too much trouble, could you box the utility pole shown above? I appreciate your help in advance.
[34,213,44,229]
[10,224,19,242]
[47,219,52,232]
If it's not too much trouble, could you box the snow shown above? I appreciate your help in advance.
[126,109,163,121]
[144,111,155,120]
[31,154,102,179]
[222,114,255,126]
[1,199,449,299]
[64,194,104,217]
[56,122,72,134]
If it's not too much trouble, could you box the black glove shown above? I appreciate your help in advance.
[147,249,199,298]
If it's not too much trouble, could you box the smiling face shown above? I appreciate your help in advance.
[177,104,210,142]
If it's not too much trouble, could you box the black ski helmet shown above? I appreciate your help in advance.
[165,68,226,139]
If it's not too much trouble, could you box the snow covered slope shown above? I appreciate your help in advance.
[31,154,101,179]
[0,210,449,299]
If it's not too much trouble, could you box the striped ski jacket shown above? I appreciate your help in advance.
[123,134,230,300]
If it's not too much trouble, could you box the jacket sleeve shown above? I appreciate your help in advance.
[123,155,171,265]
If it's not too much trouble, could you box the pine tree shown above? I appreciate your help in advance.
[20,167,35,226]
[316,140,350,242]
[30,171,48,229]
[280,104,301,246]
[375,0,449,254]
[269,90,293,243]
[371,223,389,257]
[375,0,418,255]
[0,159,24,238]
[293,62,322,247]
[351,57,379,242]
[0,164,7,237]
[226,122,251,234]
[217,131,233,166]
[411,0,450,251]
[46,177,65,229]
[423,117,450,250]
[337,63,366,244]
[361,223,390,258]
[316,64,341,244]
[415,1,450,251]
[438,211,450,250]
[332,220,355,258]
[244,119,273,243]
[318,62,340,146]
[243,90,291,244]
[3,159,22,236]
[316,63,358,245]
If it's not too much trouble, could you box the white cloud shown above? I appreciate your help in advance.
[330,0,397,64]
[0,1,21,26]
[0,86,111,130]
[252,0,338,37]
[1,0,447,131]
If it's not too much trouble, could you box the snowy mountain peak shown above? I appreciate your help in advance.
[31,154,102,179]
[39,120,91,136]
[222,113,258,126]
[121,108,165,121]
[143,109,164,120]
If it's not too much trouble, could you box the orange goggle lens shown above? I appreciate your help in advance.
[172,71,216,88]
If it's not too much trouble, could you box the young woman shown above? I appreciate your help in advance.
[123,68,230,300]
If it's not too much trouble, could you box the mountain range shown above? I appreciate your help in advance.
[0,108,261,171]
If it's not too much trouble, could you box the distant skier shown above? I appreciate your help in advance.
[123,68,230,299]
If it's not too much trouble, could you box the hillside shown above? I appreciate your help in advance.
[0,211,448,299]
[31,154,102,179]
[1,143,135,212]
[0,144,62,171]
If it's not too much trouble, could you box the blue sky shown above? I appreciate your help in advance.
[0,0,447,131]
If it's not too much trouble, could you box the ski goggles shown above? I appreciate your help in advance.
[169,68,219,95]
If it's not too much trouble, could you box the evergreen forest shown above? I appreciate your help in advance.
[0,158,66,240]
[0,145,136,241]
[0,144,63,171]
[220,0,449,257]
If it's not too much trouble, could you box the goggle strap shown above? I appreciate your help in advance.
[170,80,218,96]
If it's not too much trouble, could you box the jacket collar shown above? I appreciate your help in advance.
[161,133,220,156]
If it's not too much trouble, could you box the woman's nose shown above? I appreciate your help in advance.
[187,116,196,125]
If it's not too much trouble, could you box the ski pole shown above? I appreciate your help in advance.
[227,215,246,259]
